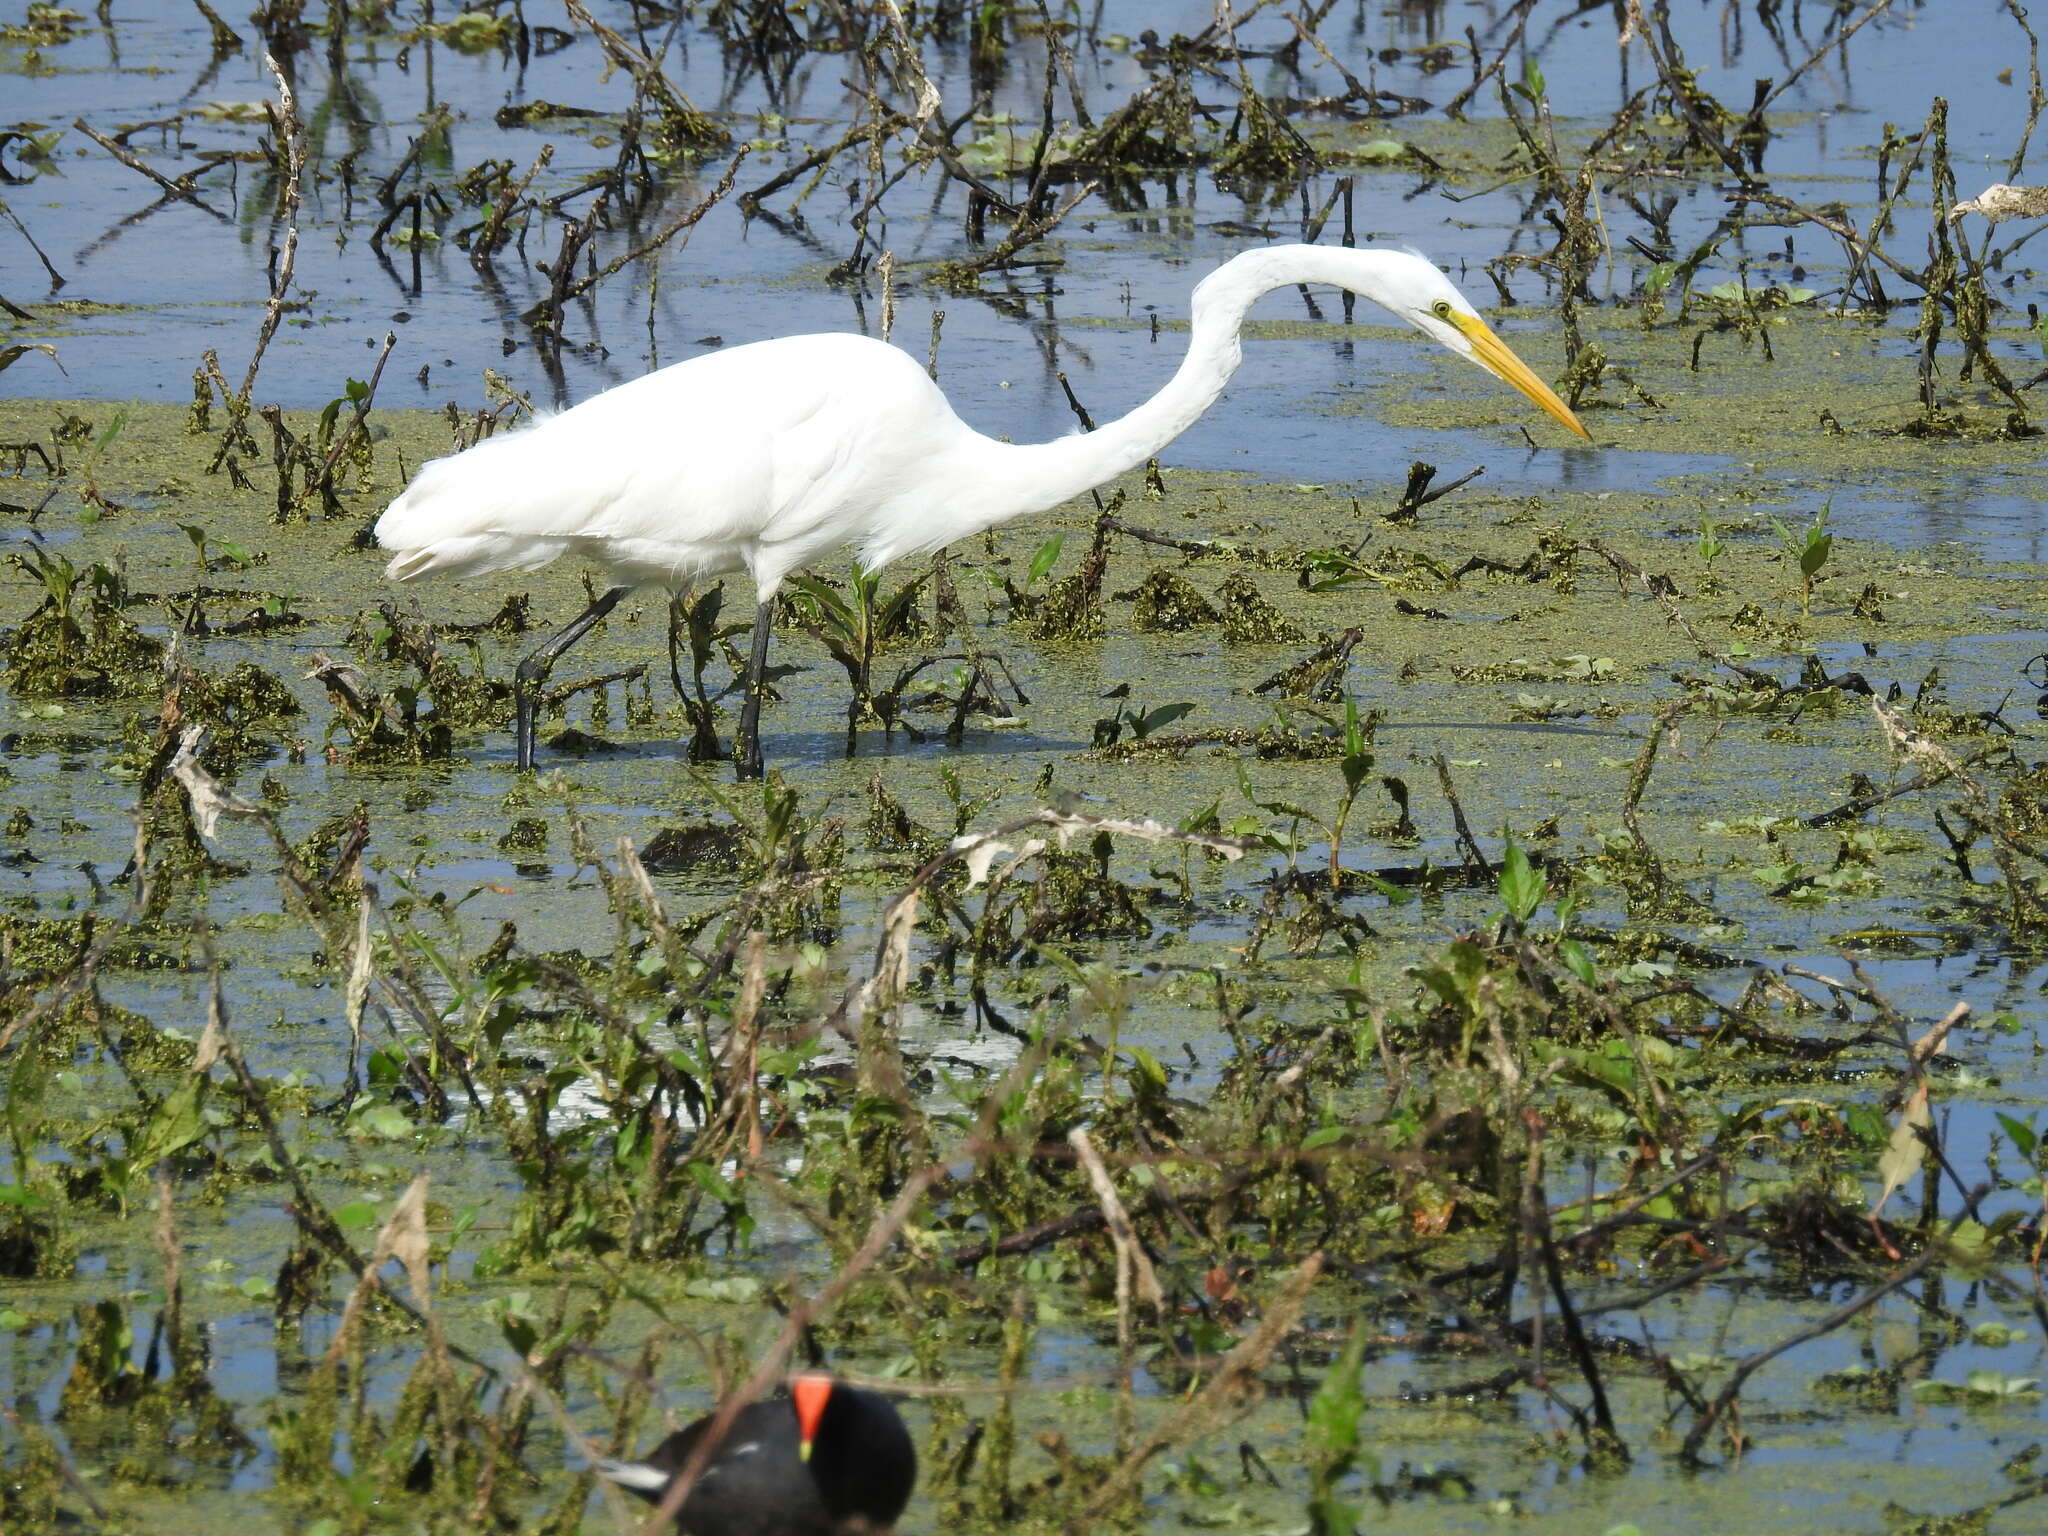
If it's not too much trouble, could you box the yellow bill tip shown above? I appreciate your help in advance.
[1449,312,1592,441]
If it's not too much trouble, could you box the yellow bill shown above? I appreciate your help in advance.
[1446,312,1592,440]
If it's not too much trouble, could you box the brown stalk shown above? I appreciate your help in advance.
[310,331,397,505]
[1802,744,2008,827]
[1620,698,1693,901]
[1432,754,1493,882]
[152,1159,185,1367]
[1445,1,1538,121]
[71,117,228,219]
[0,1402,109,1520]
[632,1039,1052,1536]
[206,970,493,1374]
[1679,1212,1961,1463]
[1069,1126,1165,1445]
[1061,1250,1324,1531]
[1521,1110,1627,1459]
[1870,697,2048,930]
[211,53,305,474]
[560,0,728,147]
[521,148,748,323]
[469,143,555,267]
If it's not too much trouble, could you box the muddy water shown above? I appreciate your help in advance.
[6,1,2048,1533]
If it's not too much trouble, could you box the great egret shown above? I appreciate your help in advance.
[375,244,1589,776]
[594,1372,916,1535]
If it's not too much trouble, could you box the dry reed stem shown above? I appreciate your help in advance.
[632,1030,1054,1535]
[1063,1249,1325,1531]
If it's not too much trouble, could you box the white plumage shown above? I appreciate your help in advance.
[379,335,986,595]
[376,244,1589,776]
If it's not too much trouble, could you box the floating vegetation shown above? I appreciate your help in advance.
[1128,567,1220,632]
[6,2,2048,1534]
[1215,571,1307,645]
[2,545,164,699]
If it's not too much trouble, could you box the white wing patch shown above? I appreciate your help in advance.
[593,1441,761,1494]
[593,1459,671,1492]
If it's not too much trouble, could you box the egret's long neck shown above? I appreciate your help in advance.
[975,245,1408,521]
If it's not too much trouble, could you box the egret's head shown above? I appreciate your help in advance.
[1387,259,1591,441]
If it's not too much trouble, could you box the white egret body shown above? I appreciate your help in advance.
[376,244,1589,774]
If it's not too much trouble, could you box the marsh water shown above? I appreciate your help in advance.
[6,1,2048,1533]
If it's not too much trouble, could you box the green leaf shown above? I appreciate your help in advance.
[1366,873,1415,905]
[138,1077,210,1162]
[683,1274,764,1302]
[1125,1046,1169,1093]
[1498,837,1545,923]
[1945,1219,1992,1257]
[1416,939,1486,1019]
[1998,1112,2039,1160]
[1340,700,1373,795]
[350,1104,415,1141]
[1558,938,1597,986]
[1800,531,1833,580]
[785,573,856,635]
[494,1303,538,1357]
[1552,1040,1640,1099]
[1842,1101,1888,1147]
[1027,534,1065,586]
[1306,1318,1374,1535]
[1133,700,1195,738]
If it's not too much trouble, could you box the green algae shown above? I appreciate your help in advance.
[1127,566,1220,631]
[15,2,2048,1526]
[1214,569,1308,644]
[4,293,2048,1536]
[2,543,165,699]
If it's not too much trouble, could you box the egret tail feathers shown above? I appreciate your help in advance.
[382,547,440,582]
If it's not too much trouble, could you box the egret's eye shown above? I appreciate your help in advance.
[1430,300,1454,320]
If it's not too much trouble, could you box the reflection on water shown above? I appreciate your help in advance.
[6,5,2048,1532]
[9,3,2045,553]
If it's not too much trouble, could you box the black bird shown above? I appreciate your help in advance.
[597,1372,917,1535]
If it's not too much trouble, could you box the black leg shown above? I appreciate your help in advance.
[665,589,692,705]
[513,585,630,770]
[735,598,774,780]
